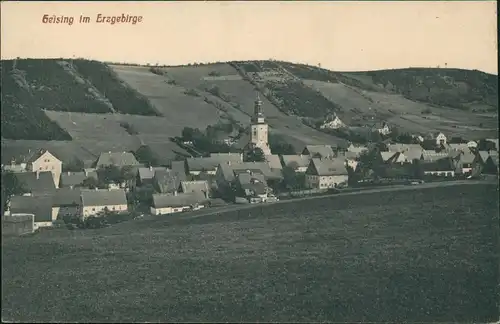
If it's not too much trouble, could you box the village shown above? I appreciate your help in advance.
[2,94,499,233]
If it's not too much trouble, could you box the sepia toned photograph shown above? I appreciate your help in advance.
[1,1,498,322]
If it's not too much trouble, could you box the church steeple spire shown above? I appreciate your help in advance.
[253,92,264,123]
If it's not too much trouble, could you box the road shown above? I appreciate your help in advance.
[132,179,496,226]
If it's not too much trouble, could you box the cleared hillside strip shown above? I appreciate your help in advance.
[72,60,162,116]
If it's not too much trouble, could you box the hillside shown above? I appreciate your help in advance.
[1,58,498,164]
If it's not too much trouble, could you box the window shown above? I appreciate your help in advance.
[112,206,115,211]
[92,208,95,211]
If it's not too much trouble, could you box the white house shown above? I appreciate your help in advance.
[305,158,349,189]
[80,189,128,218]
[376,122,391,136]
[150,191,208,215]
[320,116,345,130]
[435,132,447,146]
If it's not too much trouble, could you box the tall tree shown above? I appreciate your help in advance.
[245,147,265,162]
[1,171,27,213]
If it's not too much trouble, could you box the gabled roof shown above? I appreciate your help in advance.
[477,151,491,163]
[170,161,187,180]
[308,158,348,176]
[153,169,182,193]
[186,154,243,172]
[422,150,449,162]
[237,173,267,195]
[265,154,282,170]
[25,149,61,164]
[343,151,361,160]
[137,167,167,181]
[14,171,56,194]
[303,145,335,158]
[40,188,82,207]
[152,192,208,208]
[421,159,454,171]
[217,162,236,182]
[180,180,209,194]
[281,155,310,168]
[485,138,499,151]
[460,151,476,164]
[60,171,98,187]
[81,189,127,207]
[9,195,53,222]
[387,144,423,153]
[449,143,470,152]
[380,151,398,162]
[230,162,278,179]
[96,152,140,168]
[347,145,368,154]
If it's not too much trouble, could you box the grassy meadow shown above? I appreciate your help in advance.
[2,183,498,322]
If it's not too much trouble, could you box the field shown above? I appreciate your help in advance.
[2,183,498,322]
[305,79,499,138]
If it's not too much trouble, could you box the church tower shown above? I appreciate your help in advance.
[249,93,271,155]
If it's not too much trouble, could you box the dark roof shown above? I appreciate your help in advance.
[153,169,182,193]
[186,154,243,172]
[303,145,335,158]
[137,167,167,181]
[60,171,98,187]
[170,161,187,181]
[81,189,127,207]
[9,195,53,222]
[96,152,141,168]
[14,171,56,194]
[50,188,82,207]
[180,180,209,194]
[308,158,348,176]
[152,192,208,208]
[281,155,310,168]
[421,159,454,171]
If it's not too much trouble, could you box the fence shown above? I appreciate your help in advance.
[2,214,35,236]
[277,188,328,198]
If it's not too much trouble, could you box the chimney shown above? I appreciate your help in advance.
[174,190,178,196]
[84,170,88,177]
[227,161,231,166]
[67,171,71,175]
[36,171,40,179]
[149,165,153,171]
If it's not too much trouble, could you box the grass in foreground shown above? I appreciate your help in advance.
[1,184,498,322]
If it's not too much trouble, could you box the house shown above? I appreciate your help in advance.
[467,140,478,149]
[400,149,424,163]
[186,153,243,175]
[95,151,141,169]
[449,143,471,153]
[14,171,56,194]
[215,161,281,192]
[281,155,311,173]
[422,150,449,162]
[235,172,269,203]
[374,122,391,136]
[387,144,424,154]
[180,180,209,196]
[458,151,477,175]
[421,159,455,177]
[152,169,182,194]
[485,138,499,151]
[302,145,335,159]
[319,115,345,130]
[265,154,283,172]
[170,160,187,179]
[305,158,349,189]
[476,151,498,174]
[380,151,400,164]
[137,166,168,186]
[346,144,368,156]
[2,214,35,236]
[9,195,55,229]
[60,170,98,189]
[80,189,128,218]
[150,191,208,215]
[7,149,63,188]
[429,132,447,146]
[341,151,360,171]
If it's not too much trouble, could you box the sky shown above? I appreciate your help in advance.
[1,1,497,74]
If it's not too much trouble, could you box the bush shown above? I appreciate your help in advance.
[119,121,139,135]
[184,89,200,97]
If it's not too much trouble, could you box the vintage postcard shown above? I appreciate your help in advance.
[1,1,498,322]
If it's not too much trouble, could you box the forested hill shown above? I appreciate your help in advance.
[1,58,497,164]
